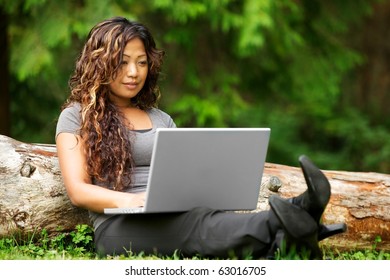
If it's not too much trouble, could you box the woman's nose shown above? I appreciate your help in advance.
[126,63,138,77]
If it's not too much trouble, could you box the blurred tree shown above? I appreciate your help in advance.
[1,0,140,142]
[0,7,10,136]
[144,0,389,172]
[0,0,388,173]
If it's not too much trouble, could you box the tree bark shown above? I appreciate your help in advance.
[0,134,89,238]
[1,134,389,252]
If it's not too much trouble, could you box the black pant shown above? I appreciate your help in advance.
[94,207,276,259]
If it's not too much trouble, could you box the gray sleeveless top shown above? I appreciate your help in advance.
[55,102,176,229]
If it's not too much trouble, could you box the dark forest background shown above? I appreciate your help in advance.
[0,0,389,173]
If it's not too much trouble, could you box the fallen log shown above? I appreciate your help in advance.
[1,134,389,252]
[0,134,90,237]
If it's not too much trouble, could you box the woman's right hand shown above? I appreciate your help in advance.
[122,191,146,208]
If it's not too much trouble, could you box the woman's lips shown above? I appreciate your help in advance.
[123,82,138,90]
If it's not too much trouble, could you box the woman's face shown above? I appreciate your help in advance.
[108,37,148,107]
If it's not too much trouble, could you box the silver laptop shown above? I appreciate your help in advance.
[104,128,270,214]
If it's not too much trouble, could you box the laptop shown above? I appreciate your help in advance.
[104,128,271,214]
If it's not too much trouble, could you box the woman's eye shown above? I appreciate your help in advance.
[138,60,148,66]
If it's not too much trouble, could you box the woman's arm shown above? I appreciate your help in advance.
[56,132,145,213]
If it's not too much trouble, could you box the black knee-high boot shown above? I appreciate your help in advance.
[290,155,331,224]
[267,195,322,259]
[266,155,347,259]
[289,155,347,241]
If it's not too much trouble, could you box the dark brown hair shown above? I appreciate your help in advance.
[64,17,164,190]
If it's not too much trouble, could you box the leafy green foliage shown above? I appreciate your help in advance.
[1,0,389,173]
[0,226,388,260]
[0,225,95,260]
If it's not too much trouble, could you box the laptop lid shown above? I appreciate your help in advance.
[142,127,270,213]
[104,128,270,214]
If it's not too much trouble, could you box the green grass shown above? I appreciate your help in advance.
[0,225,389,260]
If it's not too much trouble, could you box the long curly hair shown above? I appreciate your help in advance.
[63,17,164,190]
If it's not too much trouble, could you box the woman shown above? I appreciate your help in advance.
[56,16,340,259]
